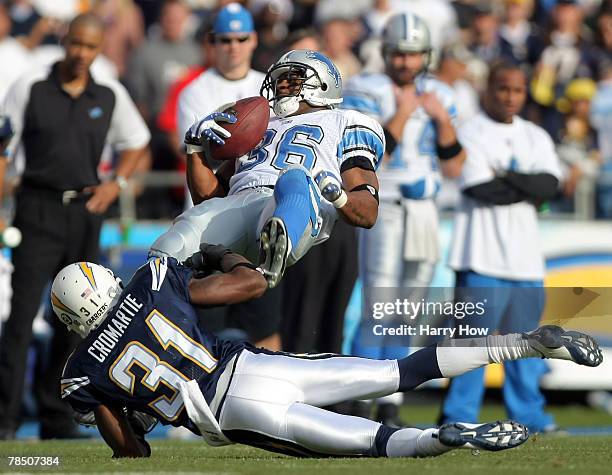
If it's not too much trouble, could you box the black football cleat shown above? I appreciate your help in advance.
[438,420,529,451]
[523,325,603,367]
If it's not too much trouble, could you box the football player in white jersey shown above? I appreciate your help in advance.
[150,50,384,288]
[342,12,465,425]
[171,4,282,354]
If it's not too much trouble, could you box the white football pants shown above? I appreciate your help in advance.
[149,187,336,265]
[218,349,399,456]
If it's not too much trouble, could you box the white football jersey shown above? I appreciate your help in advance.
[229,108,385,194]
[448,112,562,280]
[343,73,457,201]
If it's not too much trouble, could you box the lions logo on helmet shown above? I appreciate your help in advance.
[51,262,123,338]
[260,49,343,118]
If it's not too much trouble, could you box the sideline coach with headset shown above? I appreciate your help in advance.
[0,13,149,439]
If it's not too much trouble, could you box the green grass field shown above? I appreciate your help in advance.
[0,404,611,474]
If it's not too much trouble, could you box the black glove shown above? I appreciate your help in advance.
[126,409,158,436]
[126,409,156,458]
[200,243,232,270]
[184,243,232,272]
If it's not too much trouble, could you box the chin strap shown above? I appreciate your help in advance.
[273,96,301,118]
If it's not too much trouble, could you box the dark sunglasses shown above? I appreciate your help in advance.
[216,35,250,45]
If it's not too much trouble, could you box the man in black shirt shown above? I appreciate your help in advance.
[0,13,150,440]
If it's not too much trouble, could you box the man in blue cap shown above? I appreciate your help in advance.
[176,2,264,156]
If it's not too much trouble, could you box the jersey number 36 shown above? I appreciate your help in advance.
[236,124,324,173]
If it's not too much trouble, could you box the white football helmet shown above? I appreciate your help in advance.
[382,12,432,73]
[260,49,343,118]
[51,262,123,338]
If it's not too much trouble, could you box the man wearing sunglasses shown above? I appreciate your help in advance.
[176,3,265,196]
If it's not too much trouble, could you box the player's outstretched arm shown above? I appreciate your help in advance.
[187,245,267,306]
[94,404,151,458]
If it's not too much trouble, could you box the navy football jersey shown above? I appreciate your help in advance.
[61,257,248,431]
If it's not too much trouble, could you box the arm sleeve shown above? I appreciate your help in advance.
[464,178,528,205]
[503,171,559,201]
[444,96,459,127]
[106,81,150,151]
[336,112,385,171]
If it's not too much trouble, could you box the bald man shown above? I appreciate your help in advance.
[0,13,150,440]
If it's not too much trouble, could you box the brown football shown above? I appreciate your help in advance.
[210,96,270,161]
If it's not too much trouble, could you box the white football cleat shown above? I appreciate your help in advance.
[523,325,603,367]
[259,217,289,289]
[438,420,529,451]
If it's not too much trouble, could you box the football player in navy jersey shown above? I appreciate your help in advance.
[52,245,602,458]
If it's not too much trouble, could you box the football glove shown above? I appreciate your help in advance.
[184,112,237,154]
[314,171,348,208]
[184,243,232,272]
[125,409,156,457]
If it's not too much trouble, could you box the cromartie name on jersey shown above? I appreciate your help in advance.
[87,293,143,363]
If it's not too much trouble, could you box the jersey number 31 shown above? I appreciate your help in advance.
[109,310,217,421]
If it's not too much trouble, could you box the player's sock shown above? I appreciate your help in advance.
[397,334,538,390]
[397,345,442,391]
[272,168,313,252]
[436,333,538,378]
[374,425,451,457]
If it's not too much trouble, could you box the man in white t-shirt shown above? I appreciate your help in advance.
[441,62,563,433]
[177,3,265,187]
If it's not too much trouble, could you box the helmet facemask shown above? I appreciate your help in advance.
[260,62,328,118]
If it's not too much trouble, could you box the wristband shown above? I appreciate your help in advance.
[350,183,379,203]
[115,175,128,190]
[436,140,463,160]
[228,261,264,273]
[333,190,348,209]
[186,143,204,154]
[383,127,398,155]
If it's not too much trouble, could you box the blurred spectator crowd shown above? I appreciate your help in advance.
[1,0,612,217]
